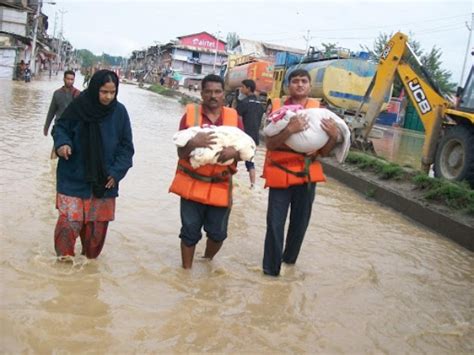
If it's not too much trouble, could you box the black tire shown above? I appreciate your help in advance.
[434,125,474,187]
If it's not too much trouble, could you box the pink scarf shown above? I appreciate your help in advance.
[267,104,304,123]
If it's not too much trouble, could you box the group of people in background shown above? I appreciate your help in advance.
[45,68,339,277]
[16,59,67,82]
[16,60,31,82]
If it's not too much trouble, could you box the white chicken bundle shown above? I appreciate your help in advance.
[264,107,351,163]
[173,125,256,168]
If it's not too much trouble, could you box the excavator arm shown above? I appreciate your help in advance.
[396,62,449,171]
[354,32,451,173]
[353,33,407,141]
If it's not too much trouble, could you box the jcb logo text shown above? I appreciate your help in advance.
[408,79,431,114]
[381,42,393,60]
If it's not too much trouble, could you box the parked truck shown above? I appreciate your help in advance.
[267,50,391,124]
[221,54,274,106]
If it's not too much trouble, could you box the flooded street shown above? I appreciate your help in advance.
[1,75,472,353]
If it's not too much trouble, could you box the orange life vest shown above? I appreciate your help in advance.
[263,98,326,188]
[169,104,239,207]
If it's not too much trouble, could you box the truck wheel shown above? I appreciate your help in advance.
[434,125,474,187]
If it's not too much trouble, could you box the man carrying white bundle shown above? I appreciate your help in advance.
[169,74,245,269]
[262,69,340,277]
[172,125,256,168]
[264,106,350,163]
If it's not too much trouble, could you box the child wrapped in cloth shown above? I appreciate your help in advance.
[173,125,256,168]
[264,105,351,163]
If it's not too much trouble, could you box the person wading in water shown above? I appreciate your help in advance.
[53,70,134,259]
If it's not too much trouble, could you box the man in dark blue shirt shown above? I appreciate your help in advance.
[236,79,264,188]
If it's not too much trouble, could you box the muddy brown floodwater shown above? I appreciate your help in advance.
[0,75,472,353]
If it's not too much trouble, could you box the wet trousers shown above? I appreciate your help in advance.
[54,215,109,258]
[263,183,316,276]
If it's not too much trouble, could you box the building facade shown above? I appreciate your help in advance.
[171,32,226,79]
[0,0,60,79]
[127,31,227,85]
[0,1,28,78]
[232,38,305,61]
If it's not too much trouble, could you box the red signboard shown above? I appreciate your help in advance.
[179,32,226,51]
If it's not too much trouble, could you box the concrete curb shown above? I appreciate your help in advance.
[321,161,474,251]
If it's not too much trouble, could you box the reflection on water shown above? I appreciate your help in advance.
[372,125,425,168]
[0,74,472,353]
[35,262,112,353]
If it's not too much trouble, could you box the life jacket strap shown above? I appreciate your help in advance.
[177,164,235,183]
[269,156,312,179]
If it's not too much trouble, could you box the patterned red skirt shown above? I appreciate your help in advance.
[56,193,115,222]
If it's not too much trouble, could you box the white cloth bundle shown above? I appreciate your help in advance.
[263,108,351,163]
[173,126,256,168]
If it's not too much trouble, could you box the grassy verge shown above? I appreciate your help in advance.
[345,151,405,180]
[147,84,200,105]
[148,84,178,97]
[345,151,474,215]
[412,174,474,214]
[179,95,200,105]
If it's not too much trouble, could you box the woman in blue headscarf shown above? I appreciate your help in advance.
[53,69,134,259]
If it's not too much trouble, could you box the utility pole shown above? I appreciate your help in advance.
[213,30,221,74]
[153,40,163,77]
[460,13,473,86]
[30,0,41,75]
[52,11,57,38]
[57,9,67,71]
[303,29,311,53]
[52,11,58,74]
[30,0,56,75]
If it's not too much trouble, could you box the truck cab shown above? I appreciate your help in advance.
[221,54,274,107]
[457,66,474,113]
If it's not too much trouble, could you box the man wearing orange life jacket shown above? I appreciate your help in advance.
[262,69,340,276]
[169,74,244,269]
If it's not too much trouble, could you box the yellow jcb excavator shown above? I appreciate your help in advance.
[353,32,474,187]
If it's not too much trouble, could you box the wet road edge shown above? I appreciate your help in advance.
[321,159,474,251]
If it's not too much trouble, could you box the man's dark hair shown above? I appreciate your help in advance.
[241,79,256,92]
[288,69,311,82]
[201,74,224,90]
[64,70,75,78]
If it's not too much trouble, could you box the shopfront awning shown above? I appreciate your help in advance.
[37,40,57,59]
[39,49,56,59]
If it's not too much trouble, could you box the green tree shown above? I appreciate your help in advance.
[76,49,96,68]
[102,52,126,66]
[420,46,456,94]
[361,32,456,96]
[321,42,337,57]
[226,32,239,51]
[360,32,393,61]
[75,49,126,69]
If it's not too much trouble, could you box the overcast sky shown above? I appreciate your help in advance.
[41,0,473,84]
